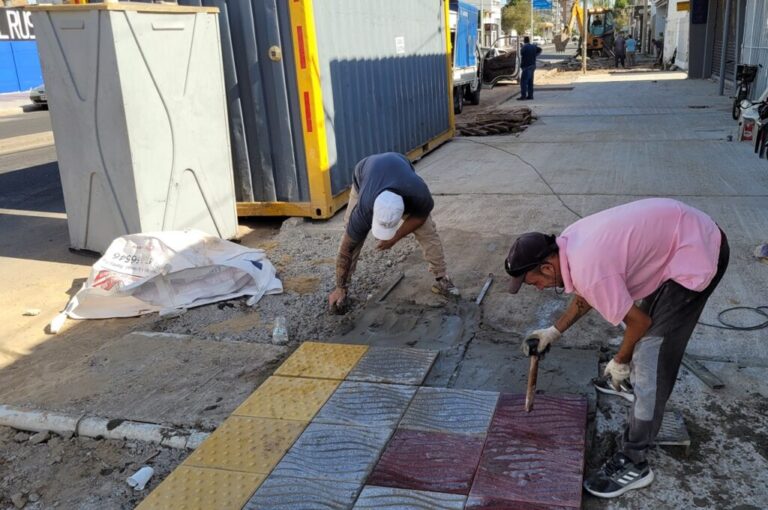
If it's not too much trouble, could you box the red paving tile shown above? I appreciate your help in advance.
[466,393,588,509]
[367,428,485,495]
[465,497,575,510]
[489,394,588,446]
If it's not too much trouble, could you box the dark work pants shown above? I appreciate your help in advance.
[621,229,730,464]
[615,53,626,68]
[521,65,535,99]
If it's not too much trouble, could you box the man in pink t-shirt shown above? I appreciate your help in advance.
[505,198,729,499]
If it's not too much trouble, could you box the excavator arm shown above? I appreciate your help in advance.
[554,0,583,52]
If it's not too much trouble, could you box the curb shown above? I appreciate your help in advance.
[0,104,44,118]
[0,106,26,118]
[0,131,55,156]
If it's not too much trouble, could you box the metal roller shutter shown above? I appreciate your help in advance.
[711,0,737,81]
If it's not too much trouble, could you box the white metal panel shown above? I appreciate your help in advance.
[31,8,237,253]
[741,0,768,98]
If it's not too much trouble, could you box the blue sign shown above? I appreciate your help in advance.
[533,0,553,9]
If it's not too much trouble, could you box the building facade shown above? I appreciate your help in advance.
[688,0,741,84]
[463,0,503,47]
[655,0,690,70]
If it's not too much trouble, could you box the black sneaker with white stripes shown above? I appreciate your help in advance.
[583,452,654,498]
[593,376,635,403]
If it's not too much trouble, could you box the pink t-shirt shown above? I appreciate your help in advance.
[556,198,721,325]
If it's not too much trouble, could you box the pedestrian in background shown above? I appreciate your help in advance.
[518,36,542,101]
[614,33,626,69]
[652,38,664,67]
[625,34,637,67]
[656,37,664,66]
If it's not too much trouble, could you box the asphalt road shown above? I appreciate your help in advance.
[538,42,577,64]
[0,109,52,140]
[0,108,59,212]
[0,145,61,212]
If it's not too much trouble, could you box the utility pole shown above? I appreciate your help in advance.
[581,0,588,73]
[642,0,649,54]
[481,0,485,47]
[531,0,534,39]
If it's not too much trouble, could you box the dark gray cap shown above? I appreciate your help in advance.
[505,232,558,293]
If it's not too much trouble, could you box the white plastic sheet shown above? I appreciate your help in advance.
[60,230,282,321]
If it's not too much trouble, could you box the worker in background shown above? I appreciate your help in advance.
[625,34,637,67]
[614,33,626,68]
[591,17,605,37]
[328,152,460,314]
[517,36,542,101]
[652,38,664,67]
[504,198,728,498]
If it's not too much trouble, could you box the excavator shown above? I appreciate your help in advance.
[554,0,615,58]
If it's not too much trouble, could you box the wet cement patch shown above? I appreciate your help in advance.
[448,332,598,408]
[0,332,287,429]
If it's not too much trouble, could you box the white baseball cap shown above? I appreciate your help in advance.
[371,191,404,241]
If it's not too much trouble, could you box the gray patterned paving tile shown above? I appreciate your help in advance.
[399,387,499,435]
[314,382,416,428]
[655,410,690,446]
[270,423,392,483]
[347,347,439,385]
[245,476,359,510]
[353,486,466,509]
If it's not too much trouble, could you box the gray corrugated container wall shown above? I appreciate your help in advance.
[179,0,310,204]
[315,0,451,195]
[179,0,454,219]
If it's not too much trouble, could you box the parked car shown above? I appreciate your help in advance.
[29,84,47,106]
[532,35,545,45]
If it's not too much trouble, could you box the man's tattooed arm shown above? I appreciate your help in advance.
[335,232,364,289]
[554,295,592,333]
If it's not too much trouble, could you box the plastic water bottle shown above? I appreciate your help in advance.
[272,316,288,345]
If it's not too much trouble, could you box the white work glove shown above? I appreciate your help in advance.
[604,359,631,389]
[521,326,561,357]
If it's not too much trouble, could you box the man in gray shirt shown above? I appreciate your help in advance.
[328,153,460,313]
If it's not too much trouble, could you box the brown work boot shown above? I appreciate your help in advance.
[432,276,460,298]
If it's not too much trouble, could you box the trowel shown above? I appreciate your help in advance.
[524,337,540,412]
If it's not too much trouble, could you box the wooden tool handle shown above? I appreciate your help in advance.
[525,354,539,412]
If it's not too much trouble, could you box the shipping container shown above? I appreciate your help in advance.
[30,3,238,253]
[179,0,455,219]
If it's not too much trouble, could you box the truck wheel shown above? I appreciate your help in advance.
[468,82,481,105]
[453,87,463,114]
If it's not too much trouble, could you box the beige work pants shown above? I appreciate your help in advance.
[343,187,447,278]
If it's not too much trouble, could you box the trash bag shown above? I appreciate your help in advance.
[52,230,282,328]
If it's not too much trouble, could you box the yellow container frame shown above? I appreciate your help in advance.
[236,0,455,219]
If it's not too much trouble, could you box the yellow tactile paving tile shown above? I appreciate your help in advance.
[135,466,263,510]
[182,416,305,474]
[274,341,368,380]
[233,376,340,421]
